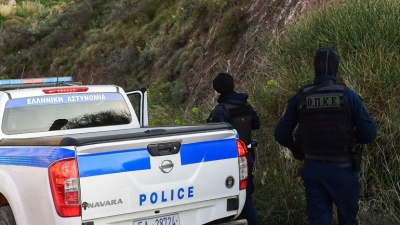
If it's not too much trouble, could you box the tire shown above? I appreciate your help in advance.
[0,206,16,225]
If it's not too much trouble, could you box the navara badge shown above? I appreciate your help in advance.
[159,160,174,173]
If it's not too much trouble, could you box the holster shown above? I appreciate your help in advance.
[247,147,256,161]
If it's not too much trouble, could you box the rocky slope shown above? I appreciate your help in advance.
[177,0,327,108]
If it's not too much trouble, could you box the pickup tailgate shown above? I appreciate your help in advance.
[77,124,244,224]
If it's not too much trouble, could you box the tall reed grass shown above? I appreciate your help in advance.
[1,1,63,21]
[16,1,46,18]
[252,0,400,224]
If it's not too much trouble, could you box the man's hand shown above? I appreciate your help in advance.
[290,146,305,160]
[291,132,304,160]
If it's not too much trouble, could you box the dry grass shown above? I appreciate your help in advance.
[17,1,46,18]
[0,4,13,17]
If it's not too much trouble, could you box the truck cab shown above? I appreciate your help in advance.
[0,77,148,139]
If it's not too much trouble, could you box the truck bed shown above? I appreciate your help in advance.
[0,123,246,225]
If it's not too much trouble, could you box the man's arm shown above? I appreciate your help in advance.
[274,95,304,160]
[251,106,260,130]
[210,105,229,122]
[346,89,377,144]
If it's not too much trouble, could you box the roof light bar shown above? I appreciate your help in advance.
[0,77,73,86]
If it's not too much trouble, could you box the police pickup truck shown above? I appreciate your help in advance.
[0,77,248,225]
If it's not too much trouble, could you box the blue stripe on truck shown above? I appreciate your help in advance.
[180,138,237,165]
[0,147,75,167]
[0,138,237,176]
[77,148,151,177]
[78,138,238,177]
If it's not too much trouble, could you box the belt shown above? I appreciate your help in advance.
[305,154,353,162]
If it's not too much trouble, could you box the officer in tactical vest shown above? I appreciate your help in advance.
[274,46,377,225]
[207,72,260,225]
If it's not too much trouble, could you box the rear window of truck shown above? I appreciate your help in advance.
[2,93,132,135]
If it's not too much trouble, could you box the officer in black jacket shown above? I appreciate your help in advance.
[207,73,260,225]
[274,47,377,225]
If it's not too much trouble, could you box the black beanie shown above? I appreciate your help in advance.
[213,73,234,94]
[314,46,340,76]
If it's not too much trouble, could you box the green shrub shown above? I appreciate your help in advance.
[162,47,185,81]
[0,13,6,23]
[15,1,46,19]
[215,6,247,54]
[1,17,23,29]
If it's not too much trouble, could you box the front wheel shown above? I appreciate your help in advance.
[0,205,16,225]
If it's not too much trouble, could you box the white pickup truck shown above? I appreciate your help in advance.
[0,77,248,225]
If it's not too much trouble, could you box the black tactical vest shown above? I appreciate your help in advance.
[296,83,355,155]
[220,103,253,145]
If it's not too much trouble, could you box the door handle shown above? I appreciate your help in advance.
[147,141,181,156]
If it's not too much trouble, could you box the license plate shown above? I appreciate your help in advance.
[133,214,180,225]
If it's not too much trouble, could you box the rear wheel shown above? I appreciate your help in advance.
[0,205,16,225]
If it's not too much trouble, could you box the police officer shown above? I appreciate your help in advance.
[207,72,260,225]
[274,46,377,225]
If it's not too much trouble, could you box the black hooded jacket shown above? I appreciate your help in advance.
[207,92,260,145]
[297,47,355,155]
[274,46,376,160]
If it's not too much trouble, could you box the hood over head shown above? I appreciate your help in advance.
[314,46,340,77]
[217,92,248,105]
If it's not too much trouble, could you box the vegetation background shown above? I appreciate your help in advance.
[0,0,399,224]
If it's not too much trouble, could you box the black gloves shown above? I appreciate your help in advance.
[290,146,305,160]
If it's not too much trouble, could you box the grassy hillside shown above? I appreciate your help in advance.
[254,0,400,224]
[1,0,399,224]
[0,0,263,124]
[0,0,250,86]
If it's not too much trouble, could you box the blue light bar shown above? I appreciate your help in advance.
[43,77,73,83]
[0,77,73,86]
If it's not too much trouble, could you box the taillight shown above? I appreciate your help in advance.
[236,140,248,190]
[48,158,81,217]
[42,87,88,94]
